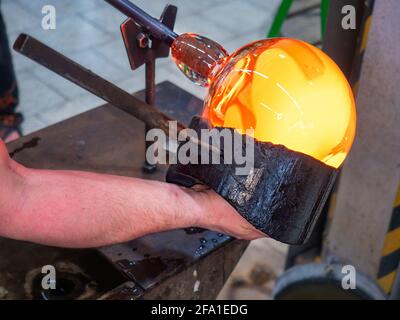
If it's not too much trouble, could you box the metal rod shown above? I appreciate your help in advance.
[13,34,220,157]
[104,0,178,45]
[143,50,157,172]
[13,34,181,135]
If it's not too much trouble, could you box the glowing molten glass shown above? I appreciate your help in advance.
[172,35,356,168]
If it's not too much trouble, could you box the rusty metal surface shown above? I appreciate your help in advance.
[98,282,145,300]
[142,239,248,300]
[99,240,249,300]
[100,228,238,291]
[5,81,247,299]
[0,239,126,299]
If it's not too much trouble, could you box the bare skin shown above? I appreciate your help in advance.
[0,139,265,248]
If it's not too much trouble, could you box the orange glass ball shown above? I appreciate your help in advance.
[203,38,356,168]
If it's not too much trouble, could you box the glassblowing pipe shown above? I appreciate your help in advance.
[104,0,178,45]
[104,0,228,86]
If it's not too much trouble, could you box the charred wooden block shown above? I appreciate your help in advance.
[166,117,337,245]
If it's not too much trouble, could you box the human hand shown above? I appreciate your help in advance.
[184,184,267,240]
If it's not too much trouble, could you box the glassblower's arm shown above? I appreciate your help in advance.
[0,139,263,248]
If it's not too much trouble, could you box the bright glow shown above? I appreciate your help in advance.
[203,38,356,168]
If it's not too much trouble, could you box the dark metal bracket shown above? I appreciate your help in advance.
[120,4,177,70]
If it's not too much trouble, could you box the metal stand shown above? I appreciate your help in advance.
[143,51,156,173]
[119,4,177,173]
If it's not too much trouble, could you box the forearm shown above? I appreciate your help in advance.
[1,163,203,248]
[0,138,264,246]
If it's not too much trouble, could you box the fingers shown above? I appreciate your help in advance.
[239,230,266,240]
[205,220,266,240]
[194,188,268,240]
[243,229,268,240]
[235,225,267,240]
[214,215,267,240]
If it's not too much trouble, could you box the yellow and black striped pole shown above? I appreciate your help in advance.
[377,186,400,295]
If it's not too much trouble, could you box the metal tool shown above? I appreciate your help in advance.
[13,34,219,157]
[13,34,182,135]
[117,2,178,173]
[105,0,178,45]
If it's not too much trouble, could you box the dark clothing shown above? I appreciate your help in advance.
[0,1,22,139]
